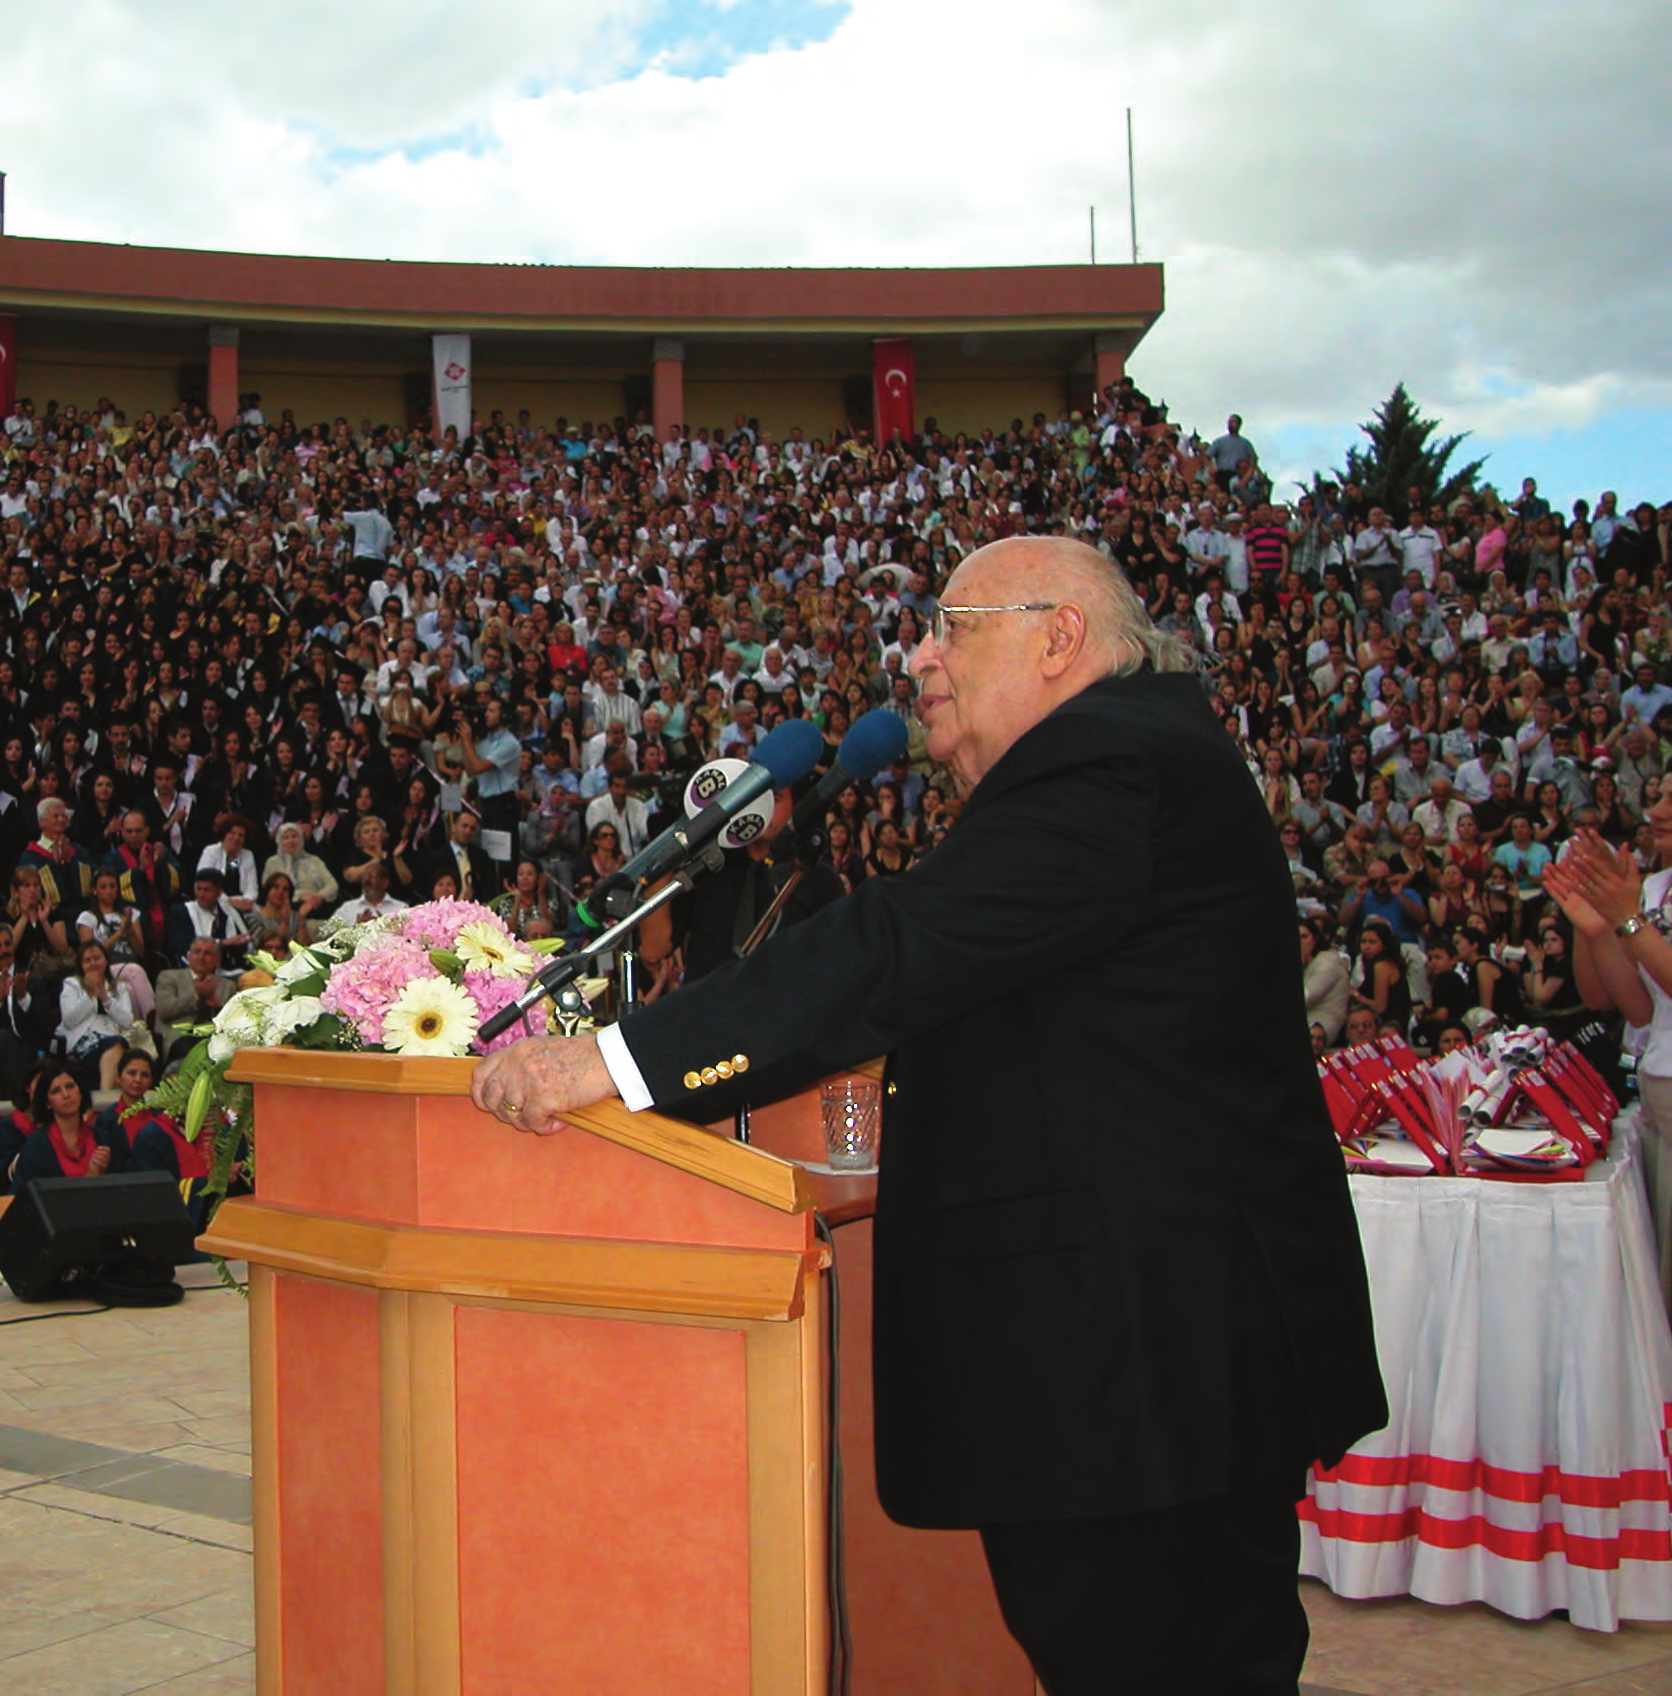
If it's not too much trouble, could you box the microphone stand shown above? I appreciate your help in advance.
[736,810,830,959]
[478,845,726,1041]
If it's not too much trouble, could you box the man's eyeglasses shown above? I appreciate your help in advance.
[930,603,1059,645]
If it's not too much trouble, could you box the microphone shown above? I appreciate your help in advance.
[782,711,910,861]
[680,758,778,848]
[577,718,823,926]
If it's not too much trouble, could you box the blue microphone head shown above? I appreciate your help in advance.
[755,718,824,787]
[837,711,910,782]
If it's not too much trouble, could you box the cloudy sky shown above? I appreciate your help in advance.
[8,0,1667,509]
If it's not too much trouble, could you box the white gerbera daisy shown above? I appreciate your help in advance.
[454,920,536,979]
[382,977,478,1056]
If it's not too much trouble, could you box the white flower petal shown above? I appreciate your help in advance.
[276,948,325,985]
[381,977,478,1057]
[454,920,537,979]
[265,996,326,1043]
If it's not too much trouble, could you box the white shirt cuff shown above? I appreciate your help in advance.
[597,1021,654,1112]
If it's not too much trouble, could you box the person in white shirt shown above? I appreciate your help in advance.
[1411,776,1471,844]
[587,669,644,734]
[342,499,395,573]
[1185,506,1231,582]
[584,770,651,858]
[1351,509,1400,596]
[333,861,408,924]
[197,818,260,912]
[1454,742,1511,803]
[581,723,639,774]
[1396,521,1443,590]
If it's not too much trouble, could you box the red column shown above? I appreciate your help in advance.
[872,338,915,450]
[0,314,15,421]
[1093,332,1126,412]
[651,337,684,444]
[207,324,240,431]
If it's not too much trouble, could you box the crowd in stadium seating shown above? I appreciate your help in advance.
[0,377,1668,1151]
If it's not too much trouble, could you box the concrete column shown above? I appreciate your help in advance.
[207,324,240,432]
[651,337,685,445]
[0,314,15,421]
[1092,331,1127,409]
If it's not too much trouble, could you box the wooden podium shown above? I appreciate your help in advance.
[203,1050,1036,1696]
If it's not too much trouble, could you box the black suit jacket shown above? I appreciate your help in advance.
[620,673,1386,1526]
[418,841,499,903]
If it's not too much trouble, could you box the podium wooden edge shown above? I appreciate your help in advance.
[200,1200,818,1321]
[227,1048,816,1216]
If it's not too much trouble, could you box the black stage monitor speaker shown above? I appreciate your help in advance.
[0,1173,197,1304]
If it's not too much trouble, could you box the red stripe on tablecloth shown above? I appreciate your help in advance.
[1299,1500,1672,1568]
[1313,1451,1672,1508]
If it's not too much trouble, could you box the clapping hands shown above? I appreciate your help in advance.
[1542,830,1642,939]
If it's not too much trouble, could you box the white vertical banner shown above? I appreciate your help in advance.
[432,333,472,442]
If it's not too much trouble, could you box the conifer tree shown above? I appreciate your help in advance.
[1330,384,1487,509]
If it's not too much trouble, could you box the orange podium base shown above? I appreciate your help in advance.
[203,1050,1036,1695]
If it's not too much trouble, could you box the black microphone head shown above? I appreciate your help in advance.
[754,718,824,788]
[837,711,910,783]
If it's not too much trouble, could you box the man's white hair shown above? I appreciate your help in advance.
[1057,546,1196,678]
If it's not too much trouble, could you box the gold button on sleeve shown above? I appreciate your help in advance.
[700,1066,719,1086]
[731,1054,750,1073]
[715,1061,734,1080]
[683,1071,702,1091]
[887,1080,898,1097]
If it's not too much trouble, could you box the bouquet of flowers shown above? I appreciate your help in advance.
[141,899,572,1215]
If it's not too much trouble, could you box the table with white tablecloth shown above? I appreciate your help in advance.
[1301,1113,1672,1632]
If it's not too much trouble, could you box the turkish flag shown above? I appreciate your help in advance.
[873,338,915,449]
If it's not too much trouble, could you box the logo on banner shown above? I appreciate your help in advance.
[882,367,909,397]
[443,361,466,383]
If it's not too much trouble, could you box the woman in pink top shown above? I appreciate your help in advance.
[1475,511,1509,579]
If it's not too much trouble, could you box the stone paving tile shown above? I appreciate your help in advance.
[175,1417,248,1447]
[145,1513,253,1555]
[144,1587,254,1650]
[59,1422,205,1454]
[0,1497,247,1606]
[130,1651,255,1696]
[12,1481,179,1532]
[51,1458,250,1524]
[1556,1666,1672,1694]
[0,1616,244,1696]
[1423,1607,1672,1683]
[149,1446,250,1478]
[0,1427,249,1518]
[0,1425,127,1479]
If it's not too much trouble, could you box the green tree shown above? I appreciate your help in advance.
[1329,383,1487,513]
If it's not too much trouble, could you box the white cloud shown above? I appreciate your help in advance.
[5,0,1667,484]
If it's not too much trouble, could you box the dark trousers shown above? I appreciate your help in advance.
[979,1468,1308,1696]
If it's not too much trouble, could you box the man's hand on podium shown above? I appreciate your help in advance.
[471,1032,618,1134]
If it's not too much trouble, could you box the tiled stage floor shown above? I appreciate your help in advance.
[3,1270,1671,1695]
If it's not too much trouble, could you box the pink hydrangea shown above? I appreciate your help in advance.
[464,969,544,1055]
[396,898,505,951]
[320,935,440,1047]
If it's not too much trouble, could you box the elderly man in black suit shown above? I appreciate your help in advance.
[473,536,1385,1694]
